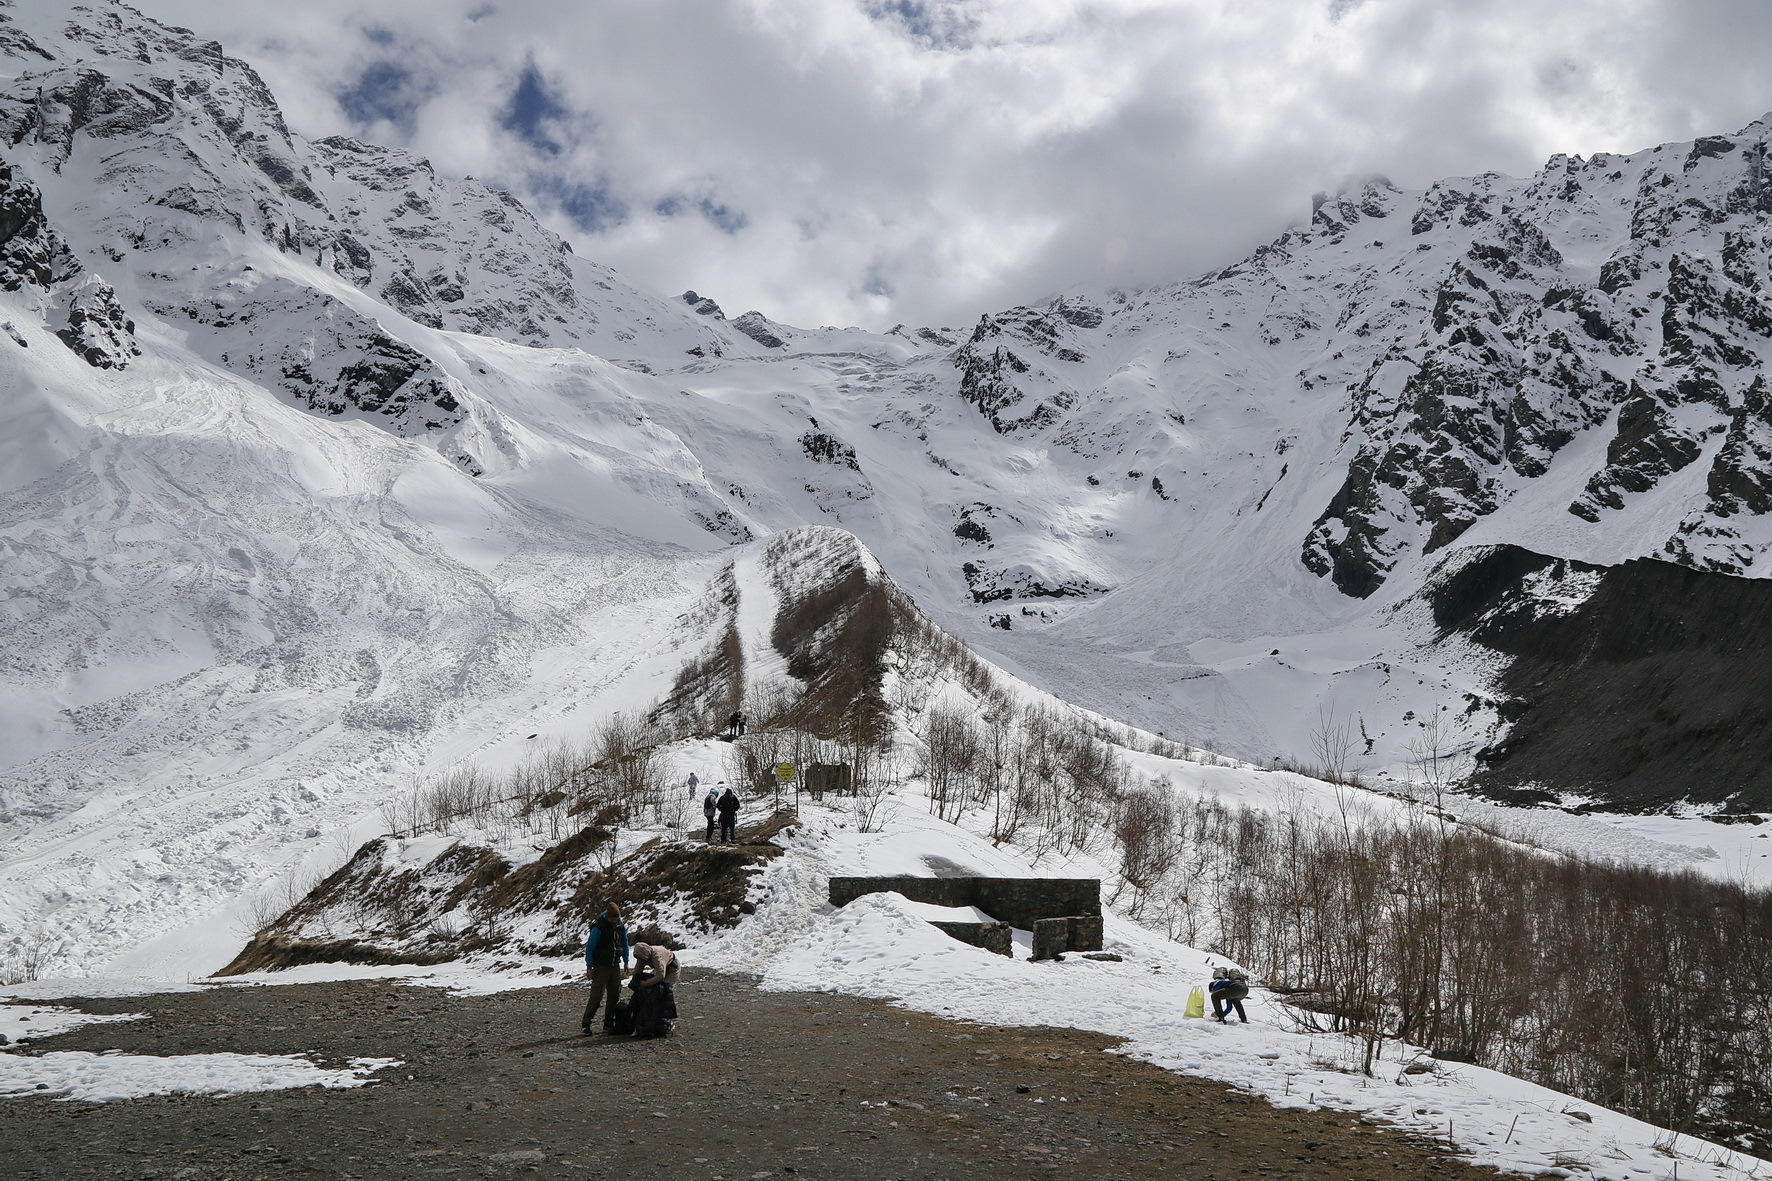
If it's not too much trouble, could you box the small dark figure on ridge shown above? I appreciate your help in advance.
[727,710,746,737]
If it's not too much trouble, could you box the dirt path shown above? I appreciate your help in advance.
[1,971,1499,1181]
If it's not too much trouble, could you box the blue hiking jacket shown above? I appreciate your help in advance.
[585,912,630,968]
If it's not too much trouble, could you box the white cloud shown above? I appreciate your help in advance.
[144,0,1772,328]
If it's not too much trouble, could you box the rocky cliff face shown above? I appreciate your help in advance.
[0,163,134,368]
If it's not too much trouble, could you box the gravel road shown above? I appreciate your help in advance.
[0,971,1500,1180]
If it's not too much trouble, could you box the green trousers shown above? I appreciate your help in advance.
[581,965,622,1029]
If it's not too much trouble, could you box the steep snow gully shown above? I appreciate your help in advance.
[2,2,1772,1177]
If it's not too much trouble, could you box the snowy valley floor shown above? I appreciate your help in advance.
[0,970,1500,1181]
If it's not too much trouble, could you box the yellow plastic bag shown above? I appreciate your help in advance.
[1184,985,1205,1019]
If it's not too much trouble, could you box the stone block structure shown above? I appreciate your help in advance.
[930,920,1014,958]
[827,875,1101,958]
[1030,915,1105,961]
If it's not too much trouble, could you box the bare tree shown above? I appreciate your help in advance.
[1309,705,1361,786]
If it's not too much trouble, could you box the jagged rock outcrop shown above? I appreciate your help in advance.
[147,276,467,432]
[0,163,134,367]
[732,309,785,348]
[960,561,1110,605]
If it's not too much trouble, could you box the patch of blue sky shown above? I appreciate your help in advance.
[336,59,431,130]
[500,62,570,157]
[533,174,627,234]
[655,193,748,235]
[863,0,975,48]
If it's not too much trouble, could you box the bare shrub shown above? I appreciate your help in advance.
[0,931,54,985]
[850,755,896,833]
[919,700,983,822]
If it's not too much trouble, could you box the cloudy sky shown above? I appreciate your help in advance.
[146,0,1772,330]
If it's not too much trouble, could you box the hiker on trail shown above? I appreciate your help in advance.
[727,710,746,737]
[581,902,631,1035]
[687,771,700,795]
[702,785,720,841]
[1210,966,1249,1023]
[716,785,740,842]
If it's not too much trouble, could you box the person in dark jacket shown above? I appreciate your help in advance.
[580,902,630,1034]
[702,785,720,841]
[1209,966,1250,1023]
[716,786,740,842]
[727,710,746,737]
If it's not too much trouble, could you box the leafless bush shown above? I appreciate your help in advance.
[1,931,54,985]
[850,754,896,833]
[919,700,983,822]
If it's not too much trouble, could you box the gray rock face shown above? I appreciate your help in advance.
[951,309,1083,435]
[959,561,1110,605]
[1569,391,1704,521]
[145,276,466,433]
[0,163,134,368]
[731,310,784,348]
[800,430,859,470]
[681,289,724,318]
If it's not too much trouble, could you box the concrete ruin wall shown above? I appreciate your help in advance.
[1030,915,1105,961]
[930,920,1014,958]
[827,876,1101,954]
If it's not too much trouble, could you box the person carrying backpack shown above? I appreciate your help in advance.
[702,785,720,841]
[627,942,680,1038]
[580,902,630,1035]
[716,785,740,842]
[1209,965,1250,1023]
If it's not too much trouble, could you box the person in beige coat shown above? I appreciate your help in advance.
[626,941,681,1038]
[628,942,679,990]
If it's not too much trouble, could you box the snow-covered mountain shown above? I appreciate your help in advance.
[4,0,1772,976]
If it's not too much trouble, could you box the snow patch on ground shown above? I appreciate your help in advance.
[0,1050,400,1103]
[0,1003,143,1041]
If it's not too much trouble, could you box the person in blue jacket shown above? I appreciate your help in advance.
[1210,965,1250,1023]
[580,902,631,1034]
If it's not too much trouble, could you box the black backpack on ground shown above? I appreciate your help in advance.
[630,982,678,1039]
[609,997,634,1036]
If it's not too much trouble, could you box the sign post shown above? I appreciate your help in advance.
[775,761,796,813]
